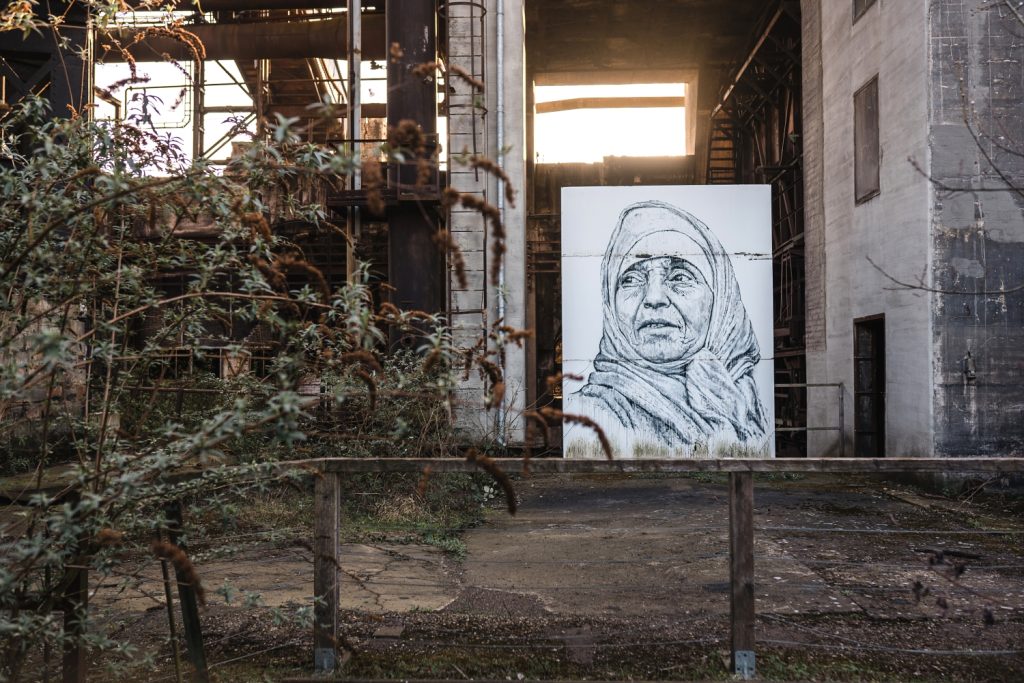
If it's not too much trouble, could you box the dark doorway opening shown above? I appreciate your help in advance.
[854,316,886,457]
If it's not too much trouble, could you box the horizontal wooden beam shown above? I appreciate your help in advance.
[6,457,1023,503]
[536,96,685,114]
[312,457,1024,474]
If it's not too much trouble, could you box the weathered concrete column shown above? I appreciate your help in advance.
[498,0,528,443]
[446,0,488,427]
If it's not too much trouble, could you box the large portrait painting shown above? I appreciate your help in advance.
[561,186,775,458]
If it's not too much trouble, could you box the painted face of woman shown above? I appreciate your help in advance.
[613,256,713,363]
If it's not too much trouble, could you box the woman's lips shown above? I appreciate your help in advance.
[638,319,680,330]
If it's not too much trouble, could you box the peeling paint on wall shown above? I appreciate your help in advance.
[930,0,1024,455]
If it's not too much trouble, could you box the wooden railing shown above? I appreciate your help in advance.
[307,457,1024,680]
[7,457,1023,682]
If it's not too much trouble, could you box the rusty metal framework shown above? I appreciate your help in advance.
[707,1,806,456]
[1,1,459,351]
[0,1,91,116]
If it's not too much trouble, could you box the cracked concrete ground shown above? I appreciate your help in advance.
[95,473,1024,628]
[94,542,460,614]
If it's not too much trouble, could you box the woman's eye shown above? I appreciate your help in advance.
[668,270,692,285]
[619,273,644,287]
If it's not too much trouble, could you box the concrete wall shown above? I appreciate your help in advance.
[802,0,834,455]
[447,0,528,442]
[810,0,934,456]
[928,0,1024,455]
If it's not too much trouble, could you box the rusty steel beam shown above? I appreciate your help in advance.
[126,0,370,8]
[386,0,443,324]
[202,0,352,9]
[711,4,786,118]
[95,16,386,63]
[204,102,387,118]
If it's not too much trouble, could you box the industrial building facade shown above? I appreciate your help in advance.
[2,0,1022,457]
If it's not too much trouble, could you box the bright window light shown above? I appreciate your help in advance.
[534,83,686,164]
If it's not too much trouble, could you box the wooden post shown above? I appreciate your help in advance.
[160,558,185,683]
[728,472,756,679]
[313,472,341,673]
[167,502,210,683]
[61,563,88,683]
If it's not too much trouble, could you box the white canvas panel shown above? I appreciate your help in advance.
[561,185,775,458]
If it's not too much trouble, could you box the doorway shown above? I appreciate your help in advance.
[853,316,886,457]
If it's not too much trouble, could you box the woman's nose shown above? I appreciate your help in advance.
[642,277,669,308]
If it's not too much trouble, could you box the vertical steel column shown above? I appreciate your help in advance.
[386,0,443,323]
[347,0,362,282]
[255,59,266,141]
[192,59,205,160]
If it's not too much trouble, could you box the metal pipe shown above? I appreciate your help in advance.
[495,0,507,446]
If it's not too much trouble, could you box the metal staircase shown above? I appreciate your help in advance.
[706,114,739,184]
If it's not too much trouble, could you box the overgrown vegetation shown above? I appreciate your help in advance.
[0,75,510,679]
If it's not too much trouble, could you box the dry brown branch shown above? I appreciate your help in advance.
[377,302,402,319]
[248,255,286,291]
[389,119,425,153]
[434,229,468,290]
[151,540,205,606]
[521,410,551,450]
[416,465,433,498]
[340,350,383,375]
[449,64,485,91]
[465,448,516,514]
[441,187,462,209]
[95,528,124,548]
[457,193,505,286]
[354,369,377,411]
[422,348,442,374]
[539,407,613,460]
[362,158,385,216]
[409,61,483,91]
[242,211,272,242]
[499,325,533,347]
[866,255,1024,296]
[546,372,583,395]
[488,381,505,410]
[470,155,516,208]
[276,254,331,302]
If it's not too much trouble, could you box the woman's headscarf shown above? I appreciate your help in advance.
[576,200,768,446]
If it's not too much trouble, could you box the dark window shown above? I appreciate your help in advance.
[853,316,885,457]
[854,0,877,23]
[854,76,880,203]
